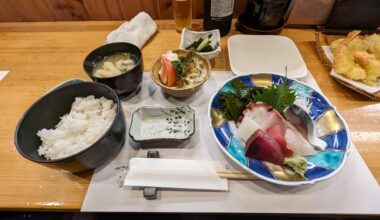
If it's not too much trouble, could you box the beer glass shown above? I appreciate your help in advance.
[172,0,192,32]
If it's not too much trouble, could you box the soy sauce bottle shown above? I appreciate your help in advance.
[203,0,235,36]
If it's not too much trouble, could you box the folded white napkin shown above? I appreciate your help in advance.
[124,158,228,191]
[106,12,157,48]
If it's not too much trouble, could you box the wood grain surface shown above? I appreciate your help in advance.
[0,20,379,211]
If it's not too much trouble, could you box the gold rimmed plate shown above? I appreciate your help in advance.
[208,73,350,186]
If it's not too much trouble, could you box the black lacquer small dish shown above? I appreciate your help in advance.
[83,42,143,95]
[14,82,126,173]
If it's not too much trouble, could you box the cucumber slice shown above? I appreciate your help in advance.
[196,34,212,52]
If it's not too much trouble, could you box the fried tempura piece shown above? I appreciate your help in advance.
[331,30,380,85]
[354,51,380,85]
[334,53,366,80]
[372,43,380,60]
[332,30,367,80]
[330,38,344,51]
[365,34,380,60]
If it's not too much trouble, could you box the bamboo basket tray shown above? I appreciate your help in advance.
[315,31,380,101]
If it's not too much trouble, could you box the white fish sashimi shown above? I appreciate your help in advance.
[237,116,262,142]
[242,103,273,130]
[284,128,316,156]
[243,103,287,131]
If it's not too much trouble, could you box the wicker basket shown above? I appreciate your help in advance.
[315,31,380,101]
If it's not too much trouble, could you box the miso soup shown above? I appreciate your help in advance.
[93,53,136,78]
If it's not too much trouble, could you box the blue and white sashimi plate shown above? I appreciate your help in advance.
[208,73,350,186]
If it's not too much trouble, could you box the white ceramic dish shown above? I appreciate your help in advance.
[129,105,195,143]
[179,28,221,60]
[228,35,307,79]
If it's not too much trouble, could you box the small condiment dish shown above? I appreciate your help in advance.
[129,105,195,143]
[179,28,221,60]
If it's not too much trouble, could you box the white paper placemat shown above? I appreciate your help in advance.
[82,71,380,214]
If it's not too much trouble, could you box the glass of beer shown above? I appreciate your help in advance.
[172,0,192,32]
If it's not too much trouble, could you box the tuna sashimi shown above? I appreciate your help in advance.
[245,129,284,166]
[237,116,262,142]
[284,128,316,156]
[266,125,293,157]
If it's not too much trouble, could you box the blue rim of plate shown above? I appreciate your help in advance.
[208,73,351,186]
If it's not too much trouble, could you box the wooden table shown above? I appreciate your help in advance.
[0,20,379,211]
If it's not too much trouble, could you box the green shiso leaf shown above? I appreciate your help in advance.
[218,77,296,121]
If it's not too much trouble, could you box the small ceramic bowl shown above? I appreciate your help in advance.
[151,49,211,97]
[83,42,143,95]
[179,28,221,60]
[129,105,195,143]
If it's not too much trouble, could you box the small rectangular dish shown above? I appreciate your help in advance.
[129,105,195,143]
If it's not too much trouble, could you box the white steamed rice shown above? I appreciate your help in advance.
[37,95,116,160]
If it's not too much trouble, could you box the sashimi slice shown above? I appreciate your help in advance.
[242,102,272,130]
[245,129,284,166]
[238,101,316,157]
[237,116,262,142]
[260,110,286,131]
[284,128,316,156]
[267,125,293,157]
[241,102,289,131]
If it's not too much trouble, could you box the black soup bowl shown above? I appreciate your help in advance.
[14,82,126,173]
[83,42,143,95]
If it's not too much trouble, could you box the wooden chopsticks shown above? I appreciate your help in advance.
[217,170,260,180]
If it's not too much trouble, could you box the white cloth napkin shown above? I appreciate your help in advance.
[106,12,157,48]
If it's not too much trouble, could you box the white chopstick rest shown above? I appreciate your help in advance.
[124,158,229,191]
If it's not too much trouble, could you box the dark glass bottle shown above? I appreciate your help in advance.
[203,0,235,36]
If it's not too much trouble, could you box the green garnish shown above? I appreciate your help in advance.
[196,34,212,52]
[186,34,215,52]
[170,52,194,77]
[171,60,187,77]
[284,155,307,176]
[253,78,296,116]
[219,92,245,122]
[219,78,296,121]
